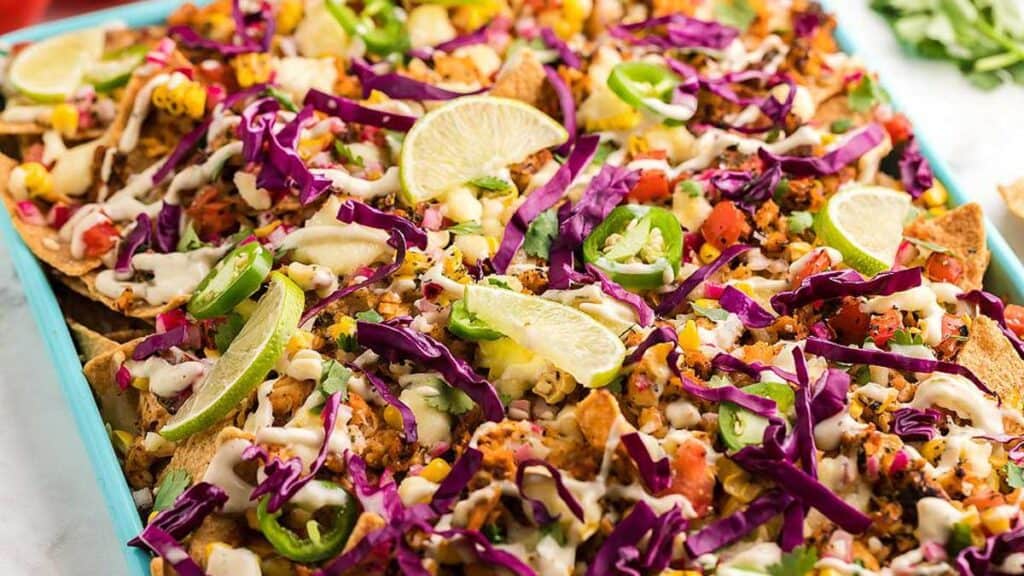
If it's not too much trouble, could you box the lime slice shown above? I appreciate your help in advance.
[464,284,625,388]
[9,28,105,102]
[84,45,148,93]
[399,96,568,204]
[815,185,911,276]
[161,273,304,440]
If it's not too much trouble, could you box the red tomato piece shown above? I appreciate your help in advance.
[701,200,750,250]
[869,308,903,347]
[791,250,832,289]
[827,296,870,345]
[1006,305,1024,339]
[924,252,964,285]
[666,439,714,517]
[883,113,913,145]
[628,170,671,202]
[82,221,119,258]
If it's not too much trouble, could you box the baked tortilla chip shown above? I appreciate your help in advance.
[0,154,104,276]
[162,424,251,485]
[999,178,1024,220]
[958,315,1024,431]
[55,270,189,320]
[905,203,989,291]
[82,337,142,433]
[69,320,121,362]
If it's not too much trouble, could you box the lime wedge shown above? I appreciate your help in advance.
[84,45,148,93]
[815,185,911,276]
[161,273,304,440]
[399,96,568,205]
[463,284,625,388]
[10,28,105,102]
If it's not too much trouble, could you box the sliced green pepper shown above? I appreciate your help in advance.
[718,381,794,451]
[448,299,503,341]
[607,62,683,116]
[187,242,273,319]
[257,481,359,563]
[325,0,409,56]
[582,205,683,289]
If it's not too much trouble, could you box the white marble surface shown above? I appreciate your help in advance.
[0,5,1022,575]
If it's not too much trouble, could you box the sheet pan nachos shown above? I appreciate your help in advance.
[2,0,1024,574]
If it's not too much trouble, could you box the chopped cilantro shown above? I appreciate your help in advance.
[692,300,731,323]
[590,141,615,167]
[787,210,815,234]
[540,522,568,546]
[447,221,483,236]
[714,0,757,30]
[830,118,853,134]
[319,360,352,398]
[334,141,365,168]
[153,470,191,512]
[890,329,925,346]
[482,523,506,544]
[678,179,703,198]
[767,545,818,576]
[355,309,384,323]
[773,178,791,202]
[486,277,512,290]
[1008,462,1024,489]
[947,521,974,557]
[264,85,299,112]
[849,74,888,113]
[176,222,207,252]
[469,175,514,193]
[423,383,475,415]
[522,208,559,259]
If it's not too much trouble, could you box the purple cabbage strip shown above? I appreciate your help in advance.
[358,369,418,443]
[153,117,213,185]
[771,267,923,315]
[256,105,332,205]
[719,285,775,328]
[610,14,739,50]
[431,447,482,513]
[492,134,599,272]
[543,65,577,156]
[791,348,817,479]
[587,502,685,576]
[129,482,228,547]
[621,432,671,492]
[759,124,886,177]
[709,163,782,212]
[304,89,418,132]
[168,25,260,55]
[516,459,585,523]
[891,407,943,442]
[657,244,752,315]
[433,528,537,575]
[803,337,994,397]
[956,522,1024,576]
[626,326,676,365]
[115,213,152,274]
[301,230,407,324]
[586,264,655,327]
[809,368,850,424]
[134,526,205,576]
[539,27,581,69]
[337,199,428,250]
[239,97,281,162]
[350,58,486,101]
[899,137,933,199]
[711,352,798,384]
[247,392,344,513]
[959,290,1024,359]
[154,202,182,253]
[356,321,505,422]
[684,491,794,557]
[794,10,825,38]
[132,325,191,360]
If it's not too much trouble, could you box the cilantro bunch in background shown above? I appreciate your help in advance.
[871,0,1024,89]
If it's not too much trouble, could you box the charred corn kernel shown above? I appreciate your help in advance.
[286,330,315,355]
[821,133,837,146]
[982,507,1014,535]
[276,0,303,34]
[627,134,649,157]
[19,162,53,199]
[787,241,813,262]
[166,82,189,116]
[818,569,842,576]
[486,235,499,255]
[962,508,981,530]
[444,247,466,278]
[254,220,282,237]
[151,84,172,109]
[327,315,357,340]
[922,182,948,208]
[733,282,754,296]
[559,0,586,35]
[183,84,207,119]
[699,242,721,264]
[420,459,452,483]
[395,250,429,277]
[50,103,79,136]
[454,0,502,30]
[928,206,948,217]
[586,110,640,132]
[921,438,946,463]
[849,398,863,419]
[233,53,272,88]
[298,134,332,161]
[679,319,700,352]
[111,430,134,455]
[365,90,390,105]
[694,298,717,309]
[383,405,404,430]
[131,377,150,392]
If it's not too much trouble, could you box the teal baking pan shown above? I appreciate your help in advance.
[1,2,1022,575]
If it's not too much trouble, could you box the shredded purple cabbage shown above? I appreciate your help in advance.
[304,89,418,132]
[351,58,485,101]
[899,137,933,199]
[358,369,418,443]
[610,14,739,50]
[256,105,332,205]
[719,285,775,328]
[544,65,577,156]
[771,268,922,315]
[153,202,182,253]
[239,97,280,162]
[657,244,752,315]
[708,164,782,212]
[621,432,671,492]
[337,199,428,250]
[891,407,943,442]
[809,368,850,424]
[492,135,598,272]
[957,522,1024,575]
[586,264,655,326]
[791,348,817,479]
[759,124,886,177]
[587,502,686,576]
[168,25,260,55]
[516,459,585,523]
[356,321,505,422]
[115,213,151,274]
[132,325,191,361]
[959,290,1024,359]
[129,482,228,548]
[685,490,794,556]
[711,352,797,384]
[431,448,482,513]
[134,525,205,576]
[539,27,581,69]
[153,118,213,185]
[626,326,676,364]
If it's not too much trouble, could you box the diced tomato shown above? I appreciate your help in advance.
[869,308,903,347]
[924,252,964,285]
[632,149,668,161]
[882,113,913,146]
[628,170,671,202]
[665,439,714,517]
[81,221,119,258]
[701,200,750,250]
[1006,305,1024,339]
[935,313,967,357]
[791,250,832,288]
[964,484,1005,511]
[828,296,870,345]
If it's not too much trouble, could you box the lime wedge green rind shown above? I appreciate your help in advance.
[815,185,911,276]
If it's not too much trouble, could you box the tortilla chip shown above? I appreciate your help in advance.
[0,154,104,276]
[68,320,121,362]
[490,49,547,107]
[54,270,188,320]
[999,178,1024,220]
[905,203,989,291]
[958,315,1024,432]
[81,337,142,432]
[162,424,251,486]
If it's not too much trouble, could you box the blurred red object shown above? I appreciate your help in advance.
[46,0,132,20]
[0,0,52,34]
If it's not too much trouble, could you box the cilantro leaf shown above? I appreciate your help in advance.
[522,208,559,259]
[714,0,757,31]
[590,141,615,167]
[176,222,207,252]
[320,360,352,398]
[334,141,365,168]
[767,545,818,576]
[677,180,703,198]
[447,221,483,236]
[469,175,514,193]
[849,74,888,112]
[692,300,730,323]
[904,236,952,254]
[1008,462,1024,488]
[355,309,384,323]
[423,383,475,415]
[153,470,191,512]
[890,329,925,346]
[264,85,299,112]
[787,211,815,234]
